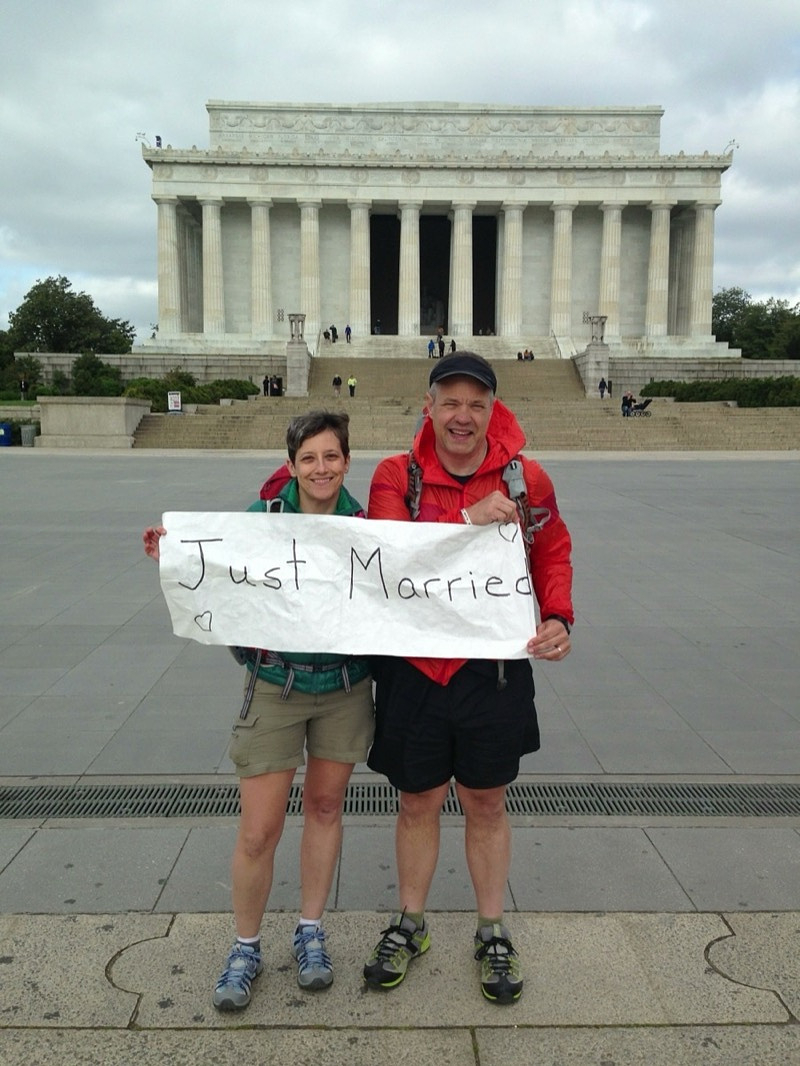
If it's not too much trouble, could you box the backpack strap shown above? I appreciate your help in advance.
[502,458,550,544]
[405,451,423,520]
[405,452,549,542]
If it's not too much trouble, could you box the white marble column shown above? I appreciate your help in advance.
[644,202,676,338]
[299,200,321,342]
[154,196,181,335]
[186,214,202,333]
[450,202,475,335]
[689,201,719,337]
[398,201,422,336]
[177,204,191,333]
[598,202,626,339]
[249,199,273,338]
[348,200,371,338]
[550,202,577,336]
[200,198,225,335]
[668,210,693,335]
[500,203,524,336]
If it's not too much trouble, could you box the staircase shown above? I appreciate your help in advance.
[133,354,800,451]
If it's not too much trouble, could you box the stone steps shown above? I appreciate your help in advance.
[132,355,800,451]
[134,390,800,451]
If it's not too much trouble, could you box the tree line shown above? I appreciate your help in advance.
[1,276,798,401]
[712,287,800,360]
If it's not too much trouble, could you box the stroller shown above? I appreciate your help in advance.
[631,397,652,417]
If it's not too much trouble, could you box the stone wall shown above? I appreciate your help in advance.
[581,357,799,398]
[15,352,288,386]
[36,397,152,448]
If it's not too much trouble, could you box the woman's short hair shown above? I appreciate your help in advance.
[285,410,350,461]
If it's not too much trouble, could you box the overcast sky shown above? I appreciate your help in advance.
[1,0,798,342]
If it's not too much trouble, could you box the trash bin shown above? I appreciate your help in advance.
[21,424,37,447]
[0,422,11,446]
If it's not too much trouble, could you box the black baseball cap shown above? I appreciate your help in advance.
[428,352,497,393]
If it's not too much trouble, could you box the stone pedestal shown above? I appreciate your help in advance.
[36,397,152,448]
[285,341,311,396]
[580,342,610,397]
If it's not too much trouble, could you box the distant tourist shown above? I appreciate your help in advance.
[598,377,607,399]
[450,339,456,353]
[428,339,436,358]
[332,374,342,398]
[347,374,358,397]
[345,324,352,343]
[437,336,445,358]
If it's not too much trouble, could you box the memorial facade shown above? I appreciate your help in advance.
[141,101,732,359]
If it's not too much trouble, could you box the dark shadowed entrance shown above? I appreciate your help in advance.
[370,215,399,334]
[420,216,450,334]
[473,216,497,335]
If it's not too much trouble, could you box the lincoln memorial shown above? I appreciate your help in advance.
[139,101,733,363]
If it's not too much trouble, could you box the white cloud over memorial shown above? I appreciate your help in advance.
[1,0,798,339]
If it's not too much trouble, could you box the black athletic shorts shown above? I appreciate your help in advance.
[367,656,539,793]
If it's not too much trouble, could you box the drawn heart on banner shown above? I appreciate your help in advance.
[194,611,213,632]
[498,522,519,544]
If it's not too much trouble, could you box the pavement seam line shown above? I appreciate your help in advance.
[104,913,178,1030]
[703,914,798,1024]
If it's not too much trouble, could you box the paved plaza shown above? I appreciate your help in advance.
[1,448,799,1064]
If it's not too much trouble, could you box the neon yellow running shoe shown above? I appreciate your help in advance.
[474,923,523,1004]
[363,912,430,989]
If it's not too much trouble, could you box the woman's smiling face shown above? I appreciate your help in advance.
[286,428,350,513]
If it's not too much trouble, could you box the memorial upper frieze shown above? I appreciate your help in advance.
[205,101,665,159]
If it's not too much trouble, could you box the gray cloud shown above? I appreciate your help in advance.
[1,0,798,340]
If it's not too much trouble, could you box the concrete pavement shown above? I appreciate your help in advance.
[1,449,799,1064]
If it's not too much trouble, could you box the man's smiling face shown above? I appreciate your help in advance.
[426,377,494,474]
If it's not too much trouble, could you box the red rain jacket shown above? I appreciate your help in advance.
[368,399,574,685]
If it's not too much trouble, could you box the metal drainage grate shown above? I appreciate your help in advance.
[2,780,800,820]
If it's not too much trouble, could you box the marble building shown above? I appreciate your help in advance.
[140,101,733,360]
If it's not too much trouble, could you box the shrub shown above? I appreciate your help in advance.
[122,375,260,412]
[71,353,124,396]
[640,376,800,407]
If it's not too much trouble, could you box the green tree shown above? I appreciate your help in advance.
[8,276,135,355]
[712,287,800,358]
[70,353,124,396]
[736,298,797,360]
[712,287,752,345]
[769,311,800,360]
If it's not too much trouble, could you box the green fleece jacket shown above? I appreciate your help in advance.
[244,479,370,693]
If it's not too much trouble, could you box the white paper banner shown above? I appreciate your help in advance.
[159,511,537,659]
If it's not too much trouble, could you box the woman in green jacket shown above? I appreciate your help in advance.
[143,411,373,1010]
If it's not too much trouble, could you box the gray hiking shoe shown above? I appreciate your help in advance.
[363,912,430,989]
[292,923,333,990]
[474,922,523,1004]
[212,941,263,1010]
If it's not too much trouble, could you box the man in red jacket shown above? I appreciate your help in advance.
[363,352,573,1004]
